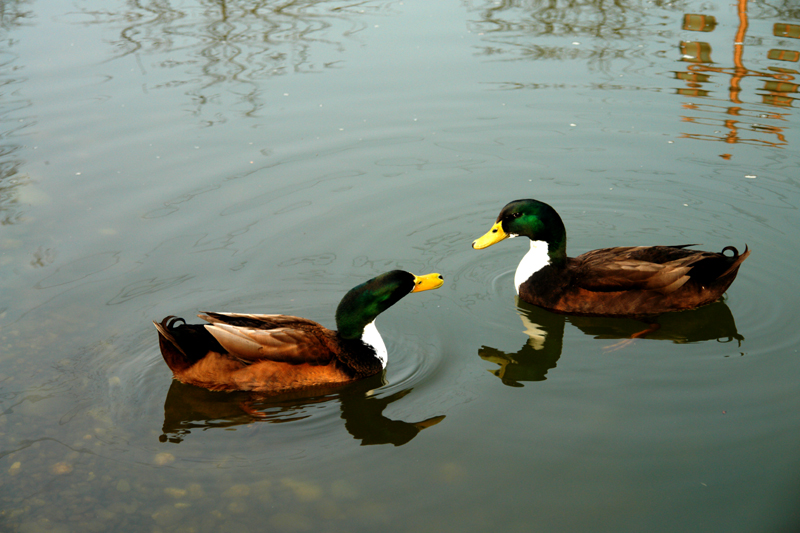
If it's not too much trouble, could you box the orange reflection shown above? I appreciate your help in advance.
[675,0,798,153]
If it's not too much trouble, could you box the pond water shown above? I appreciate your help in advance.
[2,0,799,531]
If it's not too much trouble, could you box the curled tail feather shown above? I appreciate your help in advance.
[720,245,750,278]
[154,316,193,373]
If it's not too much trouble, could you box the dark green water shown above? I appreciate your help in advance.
[2,1,799,531]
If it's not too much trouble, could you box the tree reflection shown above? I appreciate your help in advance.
[466,0,797,62]
[0,3,33,226]
[466,0,798,38]
[479,297,743,387]
[159,373,444,446]
[465,0,799,148]
[73,0,396,121]
[0,1,33,31]
[468,0,664,40]
[0,148,25,226]
[676,1,798,151]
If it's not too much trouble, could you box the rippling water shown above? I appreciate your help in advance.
[2,0,800,531]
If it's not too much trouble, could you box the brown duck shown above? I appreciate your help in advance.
[154,270,443,393]
[472,199,749,317]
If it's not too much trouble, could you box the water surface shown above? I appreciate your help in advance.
[2,1,800,532]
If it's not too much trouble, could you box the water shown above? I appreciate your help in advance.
[2,0,799,531]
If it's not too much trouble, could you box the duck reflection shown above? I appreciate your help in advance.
[479,297,743,387]
[159,375,444,446]
[478,299,565,387]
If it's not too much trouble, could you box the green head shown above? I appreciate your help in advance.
[472,199,567,261]
[335,270,444,340]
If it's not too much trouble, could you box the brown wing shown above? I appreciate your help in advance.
[198,311,323,330]
[199,312,337,366]
[572,246,704,294]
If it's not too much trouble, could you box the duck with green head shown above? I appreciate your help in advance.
[154,270,444,393]
[473,198,749,317]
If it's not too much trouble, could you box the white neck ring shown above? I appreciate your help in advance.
[514,240,550,293]
[361,321,388,368]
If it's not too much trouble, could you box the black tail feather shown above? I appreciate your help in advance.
[154,316,224,372]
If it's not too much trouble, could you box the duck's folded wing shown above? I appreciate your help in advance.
[199,311,323,330]
[575,249,693,294]
[578,261,691,293]
[204,323,335,365]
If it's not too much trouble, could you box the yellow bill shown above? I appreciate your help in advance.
[472,221,509,249]
[412,272,444,292]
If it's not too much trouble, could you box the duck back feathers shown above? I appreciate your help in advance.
[519,244,749,317]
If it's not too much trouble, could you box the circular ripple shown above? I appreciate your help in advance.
[720,252,799,357]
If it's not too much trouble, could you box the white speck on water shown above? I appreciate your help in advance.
[745,175,757,179]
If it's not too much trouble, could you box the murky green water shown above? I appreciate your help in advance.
[2,0,799,531]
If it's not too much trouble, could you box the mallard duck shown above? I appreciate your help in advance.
[154,270,443,393]
[472,198,749,317]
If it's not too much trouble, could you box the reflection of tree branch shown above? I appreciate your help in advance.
[0,1,34,31]
[466,0,667,74]
[97,0,375,65]
[0,34,30,226]
[746,2,800,20]
[70,0,393,120]
[0,158,25,226]
[468,0,662,41]
[466,0,799,66]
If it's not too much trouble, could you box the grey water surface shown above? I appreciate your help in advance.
[1,0,799,532]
